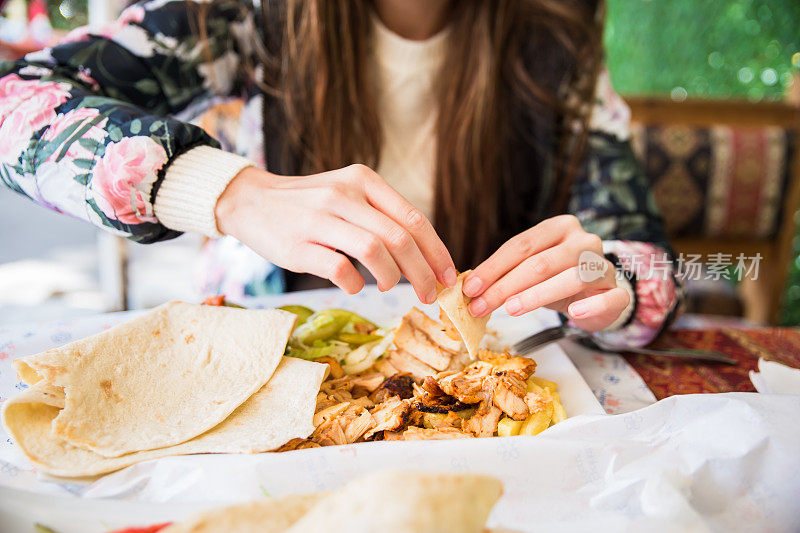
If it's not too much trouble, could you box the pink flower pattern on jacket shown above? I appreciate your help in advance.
[41,107,108,163]
[92,137,167,224]
[0,74,71,165]
[596,240,683,347]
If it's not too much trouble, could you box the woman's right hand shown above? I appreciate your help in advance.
[214,164,457,303]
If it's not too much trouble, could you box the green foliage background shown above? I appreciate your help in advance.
[605,0,799,101]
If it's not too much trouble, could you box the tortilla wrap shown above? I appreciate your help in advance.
[12,302,296,457]
[160,471,501,533]
[1,357,327,477]
[160,493,329,533]
[287,470,503,533]
[437,271,490,357]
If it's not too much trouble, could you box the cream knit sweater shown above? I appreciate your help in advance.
[153,15,444,238]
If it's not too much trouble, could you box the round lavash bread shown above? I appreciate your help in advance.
[12,302,297,457]
[1,357,327,477]
[160,471,502,533]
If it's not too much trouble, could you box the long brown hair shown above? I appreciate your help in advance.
[198,0,603,268]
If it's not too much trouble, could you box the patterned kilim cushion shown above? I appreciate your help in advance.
[630,124,797,239]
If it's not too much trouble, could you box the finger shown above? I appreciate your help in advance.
[469,240,588,317]
[359,167,457,288]
[293,244,364,294]
[463,215,582,298]
[568,286,630,322]
[311,215,402,292]
[504,266,605,316]
[330,199,440,303]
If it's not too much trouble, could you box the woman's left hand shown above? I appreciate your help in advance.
[462,215,630,332]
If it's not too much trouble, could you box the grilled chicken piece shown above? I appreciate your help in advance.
[414,376,470,413]
[385,349,437,381]
[486,374,530,420]
[524,390,550,414]
[382,431,405,441]
[344,410,374,443]
[349,372,386,394]
[373,357,399,377]
[401,426,473,440]
[371,373,415,403]
[463,399,502,437]
[394,318,453,371]
[406,307,464,353]
[364,396,411,440]
[437,361,493,403]
[421,410,465,430]
[313,402,350,427]
[477,349,536,380]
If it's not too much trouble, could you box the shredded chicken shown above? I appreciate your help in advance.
[463,399,502,437]
[363,396,410,440]
[291,312,556,452]
[486,374,530,421]
[370,373,415,403]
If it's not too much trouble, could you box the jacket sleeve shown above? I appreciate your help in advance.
[568,69,685,347]
[0,0,257,243]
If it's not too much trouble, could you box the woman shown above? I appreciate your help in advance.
[0,0,681,346]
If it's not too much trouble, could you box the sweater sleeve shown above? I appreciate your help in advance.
[0,0,257,243]
[567,69,685,347]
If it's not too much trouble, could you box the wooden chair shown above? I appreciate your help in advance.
[626,97,800,323]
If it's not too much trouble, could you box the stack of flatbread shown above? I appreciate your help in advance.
[159,470,504,533]
[1,302,327,478]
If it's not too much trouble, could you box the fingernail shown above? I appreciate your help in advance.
[425,288,437,305]
[443,267,457,287]
[462,276,482,296]
[569,302,588,318]
[470,298,487,317]
[505,297,522,316]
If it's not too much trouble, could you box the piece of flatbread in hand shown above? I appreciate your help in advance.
[437,271,490,358]
[1,357,327,477]
[12,302,296,458]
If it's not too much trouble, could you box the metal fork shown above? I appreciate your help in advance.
[513,325,737,365]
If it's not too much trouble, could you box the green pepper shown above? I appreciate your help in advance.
[278,305,315,326]
[336,333,383,345]
[327,309,377,329]
[293,310,351,344]
[222,301,246,309]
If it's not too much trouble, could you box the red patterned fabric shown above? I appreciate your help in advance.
[622,328,800,399]
[629,124,796,239]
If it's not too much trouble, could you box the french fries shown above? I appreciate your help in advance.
[497,417,524,437]
[495,375,567,437]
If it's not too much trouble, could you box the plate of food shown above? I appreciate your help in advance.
[0,277,604,530]
[1,278,602,478]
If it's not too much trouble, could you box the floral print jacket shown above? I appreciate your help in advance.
[0,0,683,346]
